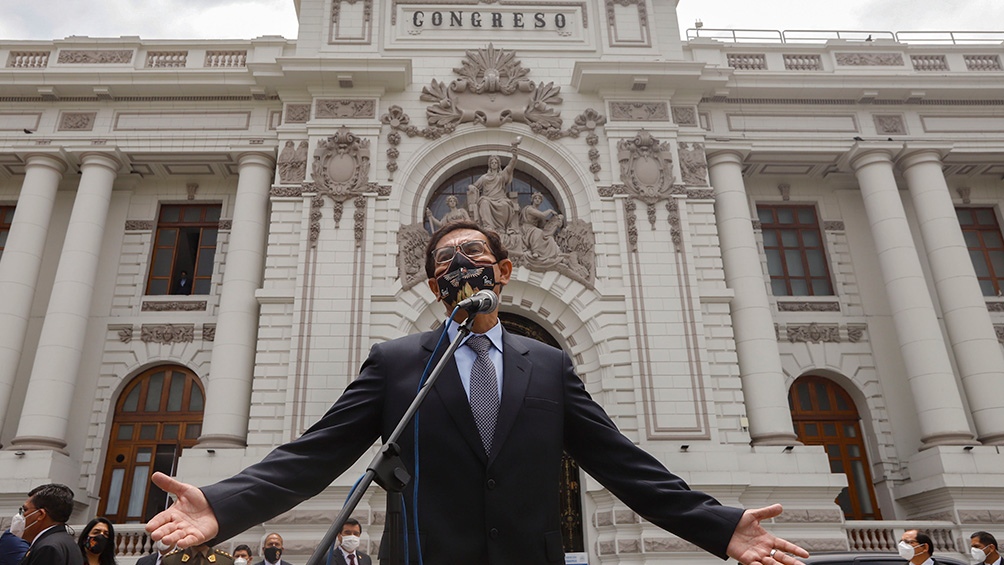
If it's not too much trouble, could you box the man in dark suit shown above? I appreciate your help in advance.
[253,534,293,565]
[171,270,192,295]
[17,484,83,565]
[147,221,809,565]
[328,519,370,565]
[137,540,175,565]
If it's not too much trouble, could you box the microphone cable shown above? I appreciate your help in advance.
[409,307,460,565]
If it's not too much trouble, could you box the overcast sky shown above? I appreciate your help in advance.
[2,0,1002,41]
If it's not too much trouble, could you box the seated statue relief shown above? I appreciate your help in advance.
[467,138,523,251]
[521,191,564,264]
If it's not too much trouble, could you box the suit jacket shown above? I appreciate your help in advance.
[252,560,294,565]
[328,549,370,565]
[0,530,28,565]
[202,328,744,564]
[20,525,83,565]
[135,553,160,565]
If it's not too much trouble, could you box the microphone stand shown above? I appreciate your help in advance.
[305,309,480,565]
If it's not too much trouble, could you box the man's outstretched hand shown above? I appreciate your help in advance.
[727,504,809,565]
[145,472,220,549]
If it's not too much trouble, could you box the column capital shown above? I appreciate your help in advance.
[897,144,952,172]
[844,142,901,172]
[21,152,69,175]
[69,148,128,175]
[706,145,751,166]
[236,151,276,170]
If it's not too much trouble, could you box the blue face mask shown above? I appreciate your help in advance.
[435,251,497,309]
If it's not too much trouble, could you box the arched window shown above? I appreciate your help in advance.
[498,312,583,553]
[788,375,882,520]
[426,166,562,232]
[99,366,205,523]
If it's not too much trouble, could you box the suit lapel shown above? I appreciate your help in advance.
[488,330,531,465]
[423,328,488,462]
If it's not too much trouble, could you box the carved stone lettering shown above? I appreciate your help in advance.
[315,99,376,119]
[610,101,669,121]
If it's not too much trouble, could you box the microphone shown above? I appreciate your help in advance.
[456,289,499,314]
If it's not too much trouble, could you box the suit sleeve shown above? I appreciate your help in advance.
[558,350,744,559]
[201,343,388,543]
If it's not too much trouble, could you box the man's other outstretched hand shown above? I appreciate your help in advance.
[727,504,809,565]
[145,472,220,549]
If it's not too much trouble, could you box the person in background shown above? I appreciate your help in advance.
[77,518,116,565]
[0,528,28,565]
[137,540,173,565]
[16,483,83,565]
[231,545,252,565]
[254,534,292,565]
[171,271,192,295]
[898,529,935,565]
[970,531,1001,565]
[328,519,369,565]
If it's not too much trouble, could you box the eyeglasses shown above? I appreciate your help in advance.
[432,240,491,264]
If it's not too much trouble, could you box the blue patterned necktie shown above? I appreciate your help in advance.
[466,335,500,455]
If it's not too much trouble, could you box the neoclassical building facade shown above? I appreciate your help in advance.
[0,0,1002,562]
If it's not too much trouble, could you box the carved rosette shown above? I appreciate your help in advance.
[141,324,195,344]
[58,112,96,131]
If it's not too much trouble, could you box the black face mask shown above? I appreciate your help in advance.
[435,251,497,309]
[264,547,282,563]
[87,534,109,555]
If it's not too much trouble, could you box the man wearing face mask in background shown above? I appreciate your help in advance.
[970,532,1001,565]
[898,530,935,565]
[146,221,809,565]
[137,540,174,565]
[16,483,83,565]
[327,519,369,565]
[254,534,292,565]
[230,545,251,565]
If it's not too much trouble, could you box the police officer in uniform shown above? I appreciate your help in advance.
[161,545,234,565]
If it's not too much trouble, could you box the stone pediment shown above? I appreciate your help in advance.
[420,43,563,134]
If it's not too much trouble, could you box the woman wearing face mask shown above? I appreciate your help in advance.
[77,518,117,565]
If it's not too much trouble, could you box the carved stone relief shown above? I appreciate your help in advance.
[305,127,390,247]
[203,324,216,342]
[218,219,232,230]
[610,102,669,121]
[397,223,431,290]
[778,183,791,201]
[956,187,971,204]
[110,325,134,343]
[58,112,96,131]
[786,324,840,343]
[270,186,304,198]
[284,104,310,123]
[124,220,154,231]
[141,324,195,344]
[823,221,845,231]
[671,106,698,126]
[679,142,708,186]
[57,50,133,64]
[988,302,1004,313]
[777,301,840,312]
[616,129,683,236]
[873,114,907,135]
[315,99,376,119]
[141,301,207,311]
[187,183,199,200]
[835,53,904,66]
[277,140,309,184]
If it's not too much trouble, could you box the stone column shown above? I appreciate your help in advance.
[197,152,275,448]
[0,153,67,435]
[11,151,121,451]
[849,147,974,447]
[899,148,1004,444]
[708,150,799,445]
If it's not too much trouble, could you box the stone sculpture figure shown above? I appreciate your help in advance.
[277,140,297,183]
[520,192,564,265]
[427,194,471,231]
[468,137,523,251]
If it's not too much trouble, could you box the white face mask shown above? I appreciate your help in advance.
[234,558,248,565]
[972,546,989,563]
[154,540,174,554]
[11,508,39,539]
[340,535,360,553]
[898,541,917,561]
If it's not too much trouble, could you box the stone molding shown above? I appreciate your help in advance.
[835,52,904,66]
[778,301,841,312]
[141,324,195,344]
[284,104,310,123]
[124,220,154,231]
[605,0,650,47]
[823,220,845,231]
[330,0,374,44]
[141,300,207,311]
[270,186,304,198]
[781,323,865,343]
[314,99,376,119]
[58,112,97,131]
[610,101,669,121]
[57,50,133,64]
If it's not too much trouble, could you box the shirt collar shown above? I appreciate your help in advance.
[447,317,503,352]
